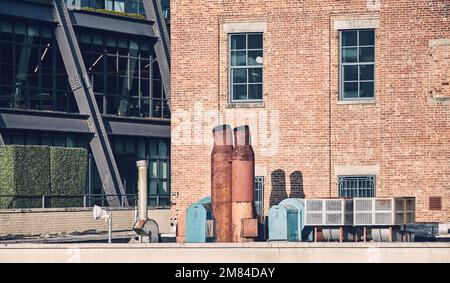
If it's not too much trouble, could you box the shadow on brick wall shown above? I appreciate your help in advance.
[289,171,305,198]
[269,169,287,207]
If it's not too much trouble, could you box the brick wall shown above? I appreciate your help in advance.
[170,0,450,225]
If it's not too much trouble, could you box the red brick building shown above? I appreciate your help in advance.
[170,0,450,226]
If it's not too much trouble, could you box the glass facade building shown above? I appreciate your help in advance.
[0,0,171,208]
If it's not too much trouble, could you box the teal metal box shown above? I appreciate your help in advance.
[186,197,213,243]
[268,204,299,241]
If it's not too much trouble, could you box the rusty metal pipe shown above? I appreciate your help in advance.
[211,124,233,242]
[231,125,255,242]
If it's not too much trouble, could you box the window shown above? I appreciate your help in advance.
[77,31,169,119]
[254,176,264,217]
[229,33,263,103]
[338,175,375,198]
[110,136,170,207]
[0,19,77,113]
[340,29,375,100]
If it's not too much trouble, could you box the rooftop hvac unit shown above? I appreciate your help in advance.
[353,197,416,226]
[304,199,353,226]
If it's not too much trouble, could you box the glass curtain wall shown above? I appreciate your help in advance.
[77,30,170,119]
[0,20,77,112]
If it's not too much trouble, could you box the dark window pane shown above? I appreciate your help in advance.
[55,73,68,90]
[343,82,358,98]
[359,47,374,62]
[141,98,150,117]
[248,84,262,100]
[152,99,162,118]
[231,51,246,66]
[248,68,262,83]
[248,50,263,66]
[342,48,357,63]
[360,65,374,81]
[152,80,162,98]
[342,30,357,46]
[232,84,247,101]
[248,34,263,49]
[1,64,13,84]
[106,95,117,114]
[231,35,246,50]
[359,30,374,46]
[0,86,13,108]
[149,140,158,157]
[141,78,150,97]
[232,69,247,83]
[95,94,104,113]
[159,141,168,158]
[360,82,374,98]
[149,180,157,195]
[106,75,117,94]
[92,73,104,93]
[163,101,170,119]
[343,65,358,81]
[1,43,13,64]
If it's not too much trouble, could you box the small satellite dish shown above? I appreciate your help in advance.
[256,56,263,64]
[93,205,108,220]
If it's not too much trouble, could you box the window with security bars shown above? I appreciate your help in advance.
[254,176,264,217]
[338,176,375,198]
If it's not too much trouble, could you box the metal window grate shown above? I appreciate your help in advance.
[339,176,375,198]
[429,196,442,211]
[254,176,264,217]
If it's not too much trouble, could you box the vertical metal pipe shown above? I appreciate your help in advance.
[137,160,148,221]
[231,125,255,243]
[211,124,233,242]
[88,154,92,207]
[108,214,112,244]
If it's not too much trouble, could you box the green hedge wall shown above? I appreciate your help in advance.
[0,146,88,209]
[50,147,87,208]
[0,146,51,208]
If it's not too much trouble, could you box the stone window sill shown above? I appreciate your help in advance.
[226,102,265,109]
[337,100,376,105]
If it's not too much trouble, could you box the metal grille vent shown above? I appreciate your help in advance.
[375,213,392,225]
[429,197,442,211]
[306,213,322,225]
[307,200,322,211]
[355,199,372,211]
[355,213,372,225]
[326,200,342,211]
[326,213,342,225]
[375,199,392,211]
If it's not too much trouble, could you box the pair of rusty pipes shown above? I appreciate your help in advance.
[211,125,255,243]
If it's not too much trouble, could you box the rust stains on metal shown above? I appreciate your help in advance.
[211,124,233,242]
[231,125,256,242]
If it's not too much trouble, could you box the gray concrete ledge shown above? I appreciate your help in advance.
[1,242,449,263]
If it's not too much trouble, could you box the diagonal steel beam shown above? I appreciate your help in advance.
[52,0,128,207]
[143,0,171,107]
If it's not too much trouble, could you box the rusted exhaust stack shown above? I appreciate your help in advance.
[231,126,256,242]
[211,124,233,242]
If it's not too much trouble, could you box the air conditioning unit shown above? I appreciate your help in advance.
[354,197,416,226]
[305,199,353,226]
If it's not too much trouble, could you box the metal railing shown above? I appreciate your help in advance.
[0,194,170,209]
